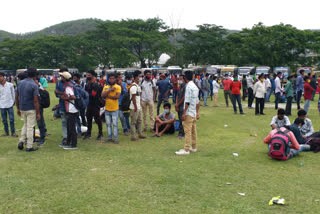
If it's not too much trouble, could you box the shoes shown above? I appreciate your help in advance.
[240,112,245,115]
[138,135,147,139]
[105,139,114,143]
[1,133,9,137]
[113,139,120,144]
[83,134,91,140]
[260,113,266,115]
[18,142,24,150]
[96,134,103,140]
[63,146,78,150]
[26,147,38,152]
[175,149,190,155]
[177,136,184,140]
[59,138,67,147]
[38,140,46,146]
[189,148,197,153]
[11,133,18,137]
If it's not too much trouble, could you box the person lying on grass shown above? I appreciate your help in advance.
[153,103,175,137]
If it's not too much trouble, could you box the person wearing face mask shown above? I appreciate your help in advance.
[124,75,134,130]
[129,70,146,141]
[153,103,176,137]
[156,74,173,115]
[101,73,121,144]
[303,76,314,114]
[141,70,156,133]
[270,108,291,130]
[297,109,314,139]
[254,74,266,115]
[230,74,244,114]
[84,70,103,141]
[175,75,186,139]
[284,75,294,116]
[201,74,210,106]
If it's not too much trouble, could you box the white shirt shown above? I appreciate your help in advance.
[0,82,15,109]
[141,79,154,102]
[270,116,291,128]
[264,78,271,90]
[213,80,220,93]
[184,81,199,118]
[247,76,254,89]
[65,86,78,113]
[129,83,142,110]
[275,77,281,93]
[254,81,266,98]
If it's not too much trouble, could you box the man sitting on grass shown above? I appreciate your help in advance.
[297,109,314,138]
[153,103,175,137]
[270,108,290,129]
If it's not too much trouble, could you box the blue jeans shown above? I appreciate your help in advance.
[202,90,208,105]
[36,108,46,141]
[304,99,311,114]
[231,94,243,113]
[76,112,82,135]
[275,92,281,109]
[0,107,15,134]
[60,111,68,139]
[118,110,128,133]
[173,89,178,103]
[265,88,272,102]
[268,143,299,159]
[296,90,303,109]
[105,110,119,140]
[124,112,130,130]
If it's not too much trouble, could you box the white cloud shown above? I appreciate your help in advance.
[1,0,319,34]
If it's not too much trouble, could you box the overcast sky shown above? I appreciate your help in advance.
[1,0,320,34]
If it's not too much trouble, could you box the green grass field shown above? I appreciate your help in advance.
[1,83,320,213]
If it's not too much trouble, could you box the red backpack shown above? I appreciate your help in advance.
[268,129,291,160]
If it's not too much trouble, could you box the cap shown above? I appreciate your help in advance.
[60,72,72,80]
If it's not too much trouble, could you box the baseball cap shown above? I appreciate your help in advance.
[60,72,72,80]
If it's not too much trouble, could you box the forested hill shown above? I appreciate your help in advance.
[0,18,100,41]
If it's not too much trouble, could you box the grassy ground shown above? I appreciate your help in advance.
[1,83,320,213]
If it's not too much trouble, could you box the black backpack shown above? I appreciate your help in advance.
[121,85,137,111]
[39,89,50,108]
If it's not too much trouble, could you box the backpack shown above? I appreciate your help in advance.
[121,84,137,111]
[268,129,291,160]
[39,89,50,108]
[73,85,89,110]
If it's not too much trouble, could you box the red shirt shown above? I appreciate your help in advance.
[222,78,233,91]
[230,81,241,95]
[304,82,315,100]
[171,76,178,90]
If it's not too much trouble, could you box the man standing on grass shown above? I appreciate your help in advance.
[156,74,172,115]
[60,72,78,150]
[0,72,18,137]
[176,75,186,139]
[54,67,70,146]
[117,73,129,136]
[175,70,200,156]
[230,74,244,114]
[247,73,255,109]
[303,76,314,114]
[222,74,233,107]
[130,70,146,141]
[16,68,40,152]
[83,70,103,141]
[141,70,156,133]
[201,74,210,106]
[274,72,282,110]
[296,69,304,110]
[102,73,121,144]
[284,75,294,116]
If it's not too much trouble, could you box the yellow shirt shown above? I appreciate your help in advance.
[103,84,121,111]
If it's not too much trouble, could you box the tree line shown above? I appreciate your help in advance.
[1,18,320,72]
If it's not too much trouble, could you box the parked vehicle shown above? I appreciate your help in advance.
[220,66,238,77]
[206,65,223,76]
[256,66,271,76]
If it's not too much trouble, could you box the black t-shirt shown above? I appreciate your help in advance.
[85,81,102,106]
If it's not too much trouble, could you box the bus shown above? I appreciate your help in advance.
[274,67,290,81]
[168,66,182,75]
[0,70,16,76]
[256,66,271,76]
[220,66,238,76]
[297,67,312,76]
[206,65,224,76]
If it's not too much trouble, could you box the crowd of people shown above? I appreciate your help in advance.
[1,67,319,159]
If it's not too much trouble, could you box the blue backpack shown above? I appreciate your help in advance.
[73,85,89,110]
